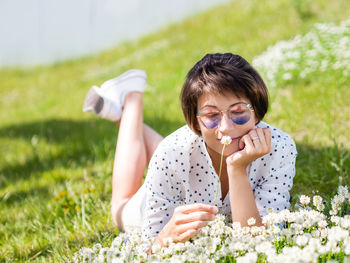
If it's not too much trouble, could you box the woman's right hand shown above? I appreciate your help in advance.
[154,203,218,246]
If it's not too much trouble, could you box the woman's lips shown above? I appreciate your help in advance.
[217,136,241,144]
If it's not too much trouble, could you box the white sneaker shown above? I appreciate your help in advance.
[82,86,122,121]
[100,69,147,107]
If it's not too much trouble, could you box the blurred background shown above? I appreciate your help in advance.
[0,0,227,67]
[0,0,349,261]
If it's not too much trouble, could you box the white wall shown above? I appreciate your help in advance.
[0,0,228,67]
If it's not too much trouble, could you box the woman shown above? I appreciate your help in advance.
[83,53,297,246]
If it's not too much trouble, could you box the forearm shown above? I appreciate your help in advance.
[228,168,262,226]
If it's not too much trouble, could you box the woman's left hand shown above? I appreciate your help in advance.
[226,127,271,171]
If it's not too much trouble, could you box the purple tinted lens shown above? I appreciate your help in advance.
[200,108,251,128]
[203,118,220,129]
[231,115,250,125]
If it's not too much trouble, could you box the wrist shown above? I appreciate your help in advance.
[227,165,248,179]
[228,164,247,174]
[226,157,249,173]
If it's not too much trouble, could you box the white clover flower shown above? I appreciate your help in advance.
[312,195,323,207]
[255,241,274,254]
[75,247,95,261]
[299,195,311,206]
[247,217,256,226]
[151,243,161,254]
[253,18,350,88]
[250,226,264,236]
[302,220,312,229]
[148,254,161,262]
[316,203,325,212]
[220,136,232,145]
[295,234,309,247]
[330,209,339,216]
[333,194,346,206]
[341,217,350,229]
[338,185,349,198]
[318,219,328,229]
[328,226,349,243]
[162,237,173,247]
[236,252,258,263]
[320,228,328,240]
[331,215,341,225]
[345,244,350,256]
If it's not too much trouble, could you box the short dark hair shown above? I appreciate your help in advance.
[180,53,269,135]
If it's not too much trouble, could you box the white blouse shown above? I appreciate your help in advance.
[141,121,297,239]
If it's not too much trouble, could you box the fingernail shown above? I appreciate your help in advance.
[213,206,219,213]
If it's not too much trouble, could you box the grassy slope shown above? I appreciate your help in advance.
[0,0,350,261]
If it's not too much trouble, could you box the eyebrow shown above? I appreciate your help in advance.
[200,102,245,110]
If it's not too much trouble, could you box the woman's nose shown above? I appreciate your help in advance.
[218,112,234,132]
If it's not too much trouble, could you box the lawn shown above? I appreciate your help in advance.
[1,0,350,261]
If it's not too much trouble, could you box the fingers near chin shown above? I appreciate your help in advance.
[242,134,254,149]
[256,128,265,143]
[251,129,262,148]
[263,128,271,138]
[256,128,268,152]
[238,138,245,150]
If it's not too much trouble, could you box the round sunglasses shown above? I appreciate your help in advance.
[196,103,254,129]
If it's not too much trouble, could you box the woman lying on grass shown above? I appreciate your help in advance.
[83,53,297,248]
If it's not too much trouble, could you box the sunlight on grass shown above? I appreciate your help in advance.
[1,0,350,261]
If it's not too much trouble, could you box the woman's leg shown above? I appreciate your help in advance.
[111,92,163,229]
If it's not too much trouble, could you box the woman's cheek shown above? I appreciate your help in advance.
[223,141,240,156]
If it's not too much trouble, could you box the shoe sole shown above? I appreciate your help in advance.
[82,86,104,113]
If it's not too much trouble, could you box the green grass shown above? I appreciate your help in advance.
[1,0,350,261]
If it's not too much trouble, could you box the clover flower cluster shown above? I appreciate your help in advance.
[252,18,350,88]
[74,185,350,263]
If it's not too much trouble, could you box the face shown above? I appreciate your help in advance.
[196,91,257,157]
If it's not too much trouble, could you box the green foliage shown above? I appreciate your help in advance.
[1,0,350,261]
[292,0,315,20]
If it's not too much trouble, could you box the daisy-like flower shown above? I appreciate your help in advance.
[220,135,232,145]
[338,185,349,198]
[299,195,311,206]
[247,217,256,226]
[312,195,325,212]
[295,234,310,247]
[74,186,350,262]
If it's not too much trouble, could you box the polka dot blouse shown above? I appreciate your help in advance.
[142,121,297,239]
